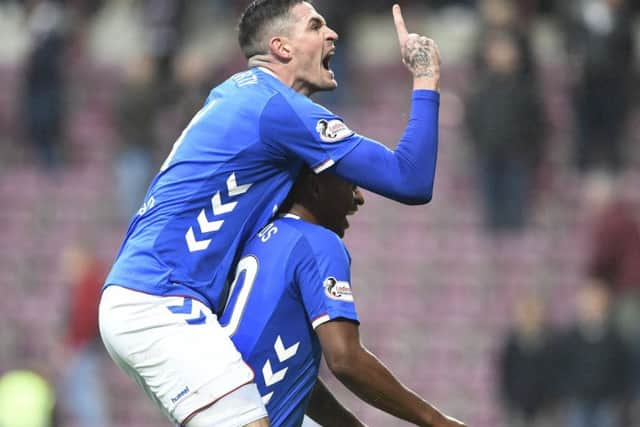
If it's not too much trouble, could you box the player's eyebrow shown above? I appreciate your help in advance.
[307,16,326,29]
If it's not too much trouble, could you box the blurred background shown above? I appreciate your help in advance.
[1,0,640,426]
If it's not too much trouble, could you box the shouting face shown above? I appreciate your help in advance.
[285,2,339,95]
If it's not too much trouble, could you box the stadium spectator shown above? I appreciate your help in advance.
[497,292,561,427]
[21,0,68,170]
[141,0,186,100]
[475,0,536,77]
[584,172,640,299]
[112,57,158,222]
[558,0,636,173]
[58,240,110,427]
[98,1,442,426]
[556,281,633,427]
[221,167,466,427]
[166,51,216,140]
[583,172,640,404]
[465,27,546,232]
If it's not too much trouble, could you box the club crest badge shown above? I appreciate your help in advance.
[315,119,353,143]
[323,277,354,302]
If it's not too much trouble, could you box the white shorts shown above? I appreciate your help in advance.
[99,285,267,426]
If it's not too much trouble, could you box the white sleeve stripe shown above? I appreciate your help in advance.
[302,415,322,426]
[311,314,331,329]
[313,159,335,174]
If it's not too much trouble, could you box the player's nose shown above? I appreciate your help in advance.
[326,25,338,42]
[354,188,365,206]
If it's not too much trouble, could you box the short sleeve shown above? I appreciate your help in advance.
[292,233,359,329]
[260,93,363,173]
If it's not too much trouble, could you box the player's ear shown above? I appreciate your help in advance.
[269,36,292,61]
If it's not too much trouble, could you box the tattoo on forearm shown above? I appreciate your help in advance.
[404,38,438,79]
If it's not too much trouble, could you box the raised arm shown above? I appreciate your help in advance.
[306,377,366,427]
[316,319,466,427]
[332,4,441,205]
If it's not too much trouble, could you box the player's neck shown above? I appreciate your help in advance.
[249,57,286,82]
[249,57,312,96]
[288,204,318,226]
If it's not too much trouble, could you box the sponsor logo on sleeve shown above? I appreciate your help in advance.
[323,277,354,302]
[315,119,354,143]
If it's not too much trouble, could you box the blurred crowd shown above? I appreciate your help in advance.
[1,0,640,426]
[498,170,640,427]
[7,0,640,224]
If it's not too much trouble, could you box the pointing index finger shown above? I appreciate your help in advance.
[392,4,408,48]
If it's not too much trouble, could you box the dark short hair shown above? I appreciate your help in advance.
[278,166,314,214]
[238,0,308,59]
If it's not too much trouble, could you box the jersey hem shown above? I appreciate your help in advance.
[102,283,213,312]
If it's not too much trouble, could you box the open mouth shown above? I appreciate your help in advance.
[322,51,334,71]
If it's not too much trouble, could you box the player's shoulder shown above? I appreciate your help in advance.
[210,68,283,105]
[211,68,331,122]
[274,87,333,119]
[249,69,334,116]
[243,215,308,255]
[276,215,348,259]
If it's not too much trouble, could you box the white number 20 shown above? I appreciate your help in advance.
[221,255,258,337]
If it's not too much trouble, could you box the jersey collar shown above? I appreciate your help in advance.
[257,66,278,79]
[281,213,301,220]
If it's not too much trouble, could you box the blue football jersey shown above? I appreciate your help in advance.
[105,68,363,312]
[220,214,359,427]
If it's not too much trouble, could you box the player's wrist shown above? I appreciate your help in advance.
[421,406,446,427]
[412,76,439,92]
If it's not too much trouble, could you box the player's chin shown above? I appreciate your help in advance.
[329,220,348,238]
[317,79,338,92]
[327,72,338,89]
[320,69,338,90]
[338,219,349,237]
